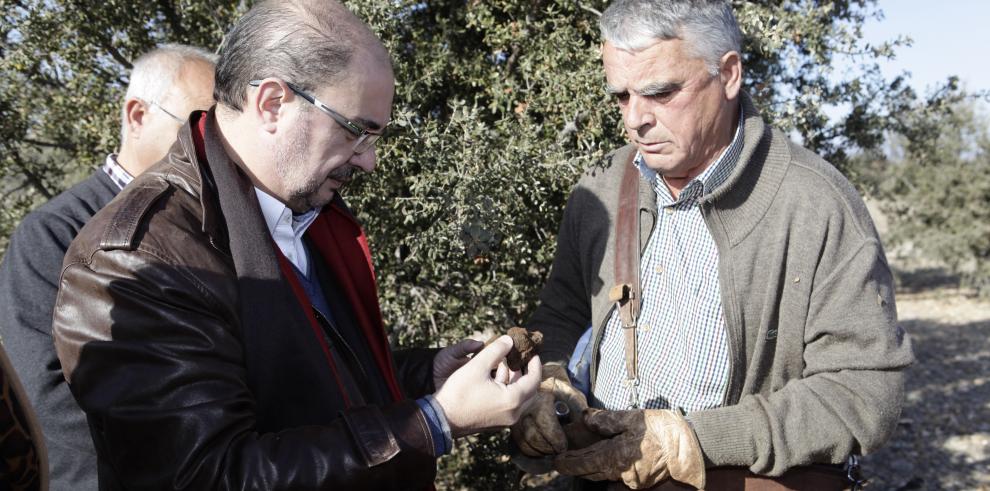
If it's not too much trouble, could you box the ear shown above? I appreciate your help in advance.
[247,78,292,135]
[719,51,743,101]
[123,98,147,140]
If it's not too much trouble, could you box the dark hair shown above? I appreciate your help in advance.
[214,0,374,111]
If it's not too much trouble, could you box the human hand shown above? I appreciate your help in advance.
[433,338,484,391]
[510,363,590,457]
[433,335,541,439]
[553,408,705,490]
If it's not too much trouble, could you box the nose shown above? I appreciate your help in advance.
[350,146,377,174]
[623,95,655,134]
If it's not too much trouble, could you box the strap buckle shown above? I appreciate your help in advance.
[608,283,637,329]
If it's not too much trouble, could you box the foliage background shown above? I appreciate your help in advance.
[1,0,985,488]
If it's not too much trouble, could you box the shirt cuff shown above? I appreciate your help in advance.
[416,395,453,456]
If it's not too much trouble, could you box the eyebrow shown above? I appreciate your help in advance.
[605,81,683,97]
[605,84,625,95]
[637,81,682,96]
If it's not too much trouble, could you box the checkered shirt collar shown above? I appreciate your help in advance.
[101,154,134,191]
[635,108,745,204]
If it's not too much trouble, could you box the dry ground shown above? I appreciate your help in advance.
[861,283,990,490]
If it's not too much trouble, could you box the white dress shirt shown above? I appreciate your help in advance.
[254,189,319,275]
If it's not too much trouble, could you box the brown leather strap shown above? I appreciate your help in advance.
[603,466,853,491]
[607,151,642,408]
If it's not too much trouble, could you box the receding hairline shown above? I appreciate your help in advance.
[214,0,393,112]
[282,0,391,66]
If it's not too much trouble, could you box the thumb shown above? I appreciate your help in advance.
[512,354,542,394]
[468,335,513,372]
[584,408,634,437]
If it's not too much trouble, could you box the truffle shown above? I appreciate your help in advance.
[487,327,543,371]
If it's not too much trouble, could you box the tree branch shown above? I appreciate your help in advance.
[22,138,76,151]
[504,43,520,75]
[11,152,53,199]
[73,4,133,69]
[579,4,602,17]
[155,0,189,39]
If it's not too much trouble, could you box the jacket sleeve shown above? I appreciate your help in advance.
[687,239,914,475]
[525,187,595,365]
[391,347,440,399]
[0,211,99,489]
[53,248,437,490]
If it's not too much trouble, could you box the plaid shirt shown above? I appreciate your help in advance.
[101,154,134,190]
[593,115,744,412]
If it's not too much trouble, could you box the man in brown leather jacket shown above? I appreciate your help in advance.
[51,1,540,489]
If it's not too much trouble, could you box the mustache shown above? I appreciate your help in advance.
[327,165,357,182]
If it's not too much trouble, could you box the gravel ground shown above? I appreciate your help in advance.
[860,287,990,490]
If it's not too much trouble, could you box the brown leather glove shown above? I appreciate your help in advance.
[510,363,589,456]
[553,408,706,490]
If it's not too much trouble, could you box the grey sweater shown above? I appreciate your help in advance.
[529,92,914,475]
[0,169,117,490]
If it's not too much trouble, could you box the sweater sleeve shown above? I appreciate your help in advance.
[526,187,594,365]
[0,210,100,489]
[687,240,914,474]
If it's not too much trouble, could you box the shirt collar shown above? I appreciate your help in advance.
[635,106,745,203]
[101,154,135,190]
[253,188,320,239]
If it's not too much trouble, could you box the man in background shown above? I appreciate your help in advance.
[0,44,216,489]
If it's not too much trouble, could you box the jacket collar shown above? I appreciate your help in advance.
[162,109,227,250]
[702,91,793,247]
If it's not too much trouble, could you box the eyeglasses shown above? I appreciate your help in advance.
[140,98,185,124]
[248,79,384,154]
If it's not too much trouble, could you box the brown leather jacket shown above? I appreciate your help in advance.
[52,111,439,490]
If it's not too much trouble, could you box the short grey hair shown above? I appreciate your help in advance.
[121,44,217,138]
[600,0,742,75]
[214,0,388,111]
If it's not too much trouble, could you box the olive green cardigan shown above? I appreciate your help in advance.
[529,92,914,475]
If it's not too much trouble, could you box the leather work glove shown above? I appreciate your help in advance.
[510,363,590,456]
[553,408,706,490]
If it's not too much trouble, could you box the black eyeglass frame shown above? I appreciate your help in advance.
[248,79,383,153]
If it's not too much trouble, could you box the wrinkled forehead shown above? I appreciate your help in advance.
[602,38,704,86]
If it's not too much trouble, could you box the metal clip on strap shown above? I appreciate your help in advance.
[609,283,640,408]
[608,284,637,328]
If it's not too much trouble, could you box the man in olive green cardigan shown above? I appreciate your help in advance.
[511,0,914,489]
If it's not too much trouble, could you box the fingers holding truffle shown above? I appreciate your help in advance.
[486,327,543,372]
